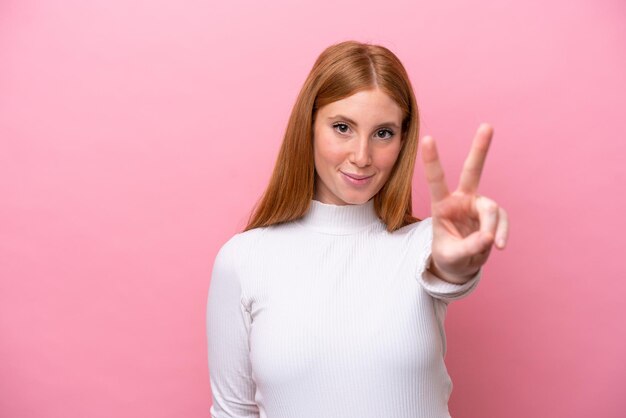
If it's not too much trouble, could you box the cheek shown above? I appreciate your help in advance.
[376,143,402,171]
[314,133,344,167]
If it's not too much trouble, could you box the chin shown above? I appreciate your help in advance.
[339,193,374,205]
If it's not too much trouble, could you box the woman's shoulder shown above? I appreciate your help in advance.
[218,222,291,258]
[219,226,267,255]
[212,228,265,278]
[213,224,292,282]
[393,216,432,236]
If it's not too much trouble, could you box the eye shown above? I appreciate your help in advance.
[375,128,394,140]
[332,123,350,134]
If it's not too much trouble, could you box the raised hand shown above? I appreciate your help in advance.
[420,123,509,284]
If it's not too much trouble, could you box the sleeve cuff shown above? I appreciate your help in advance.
[418,253,482,302]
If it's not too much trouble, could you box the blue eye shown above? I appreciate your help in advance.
[376,129,394,140]
[333,123,350,134]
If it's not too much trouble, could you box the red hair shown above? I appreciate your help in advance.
[244,40,421,233]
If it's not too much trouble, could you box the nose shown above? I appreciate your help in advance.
[349,135,372,168]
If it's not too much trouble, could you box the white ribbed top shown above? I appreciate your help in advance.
[207,199,481,418]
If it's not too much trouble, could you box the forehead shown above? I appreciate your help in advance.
[317,88,403,124]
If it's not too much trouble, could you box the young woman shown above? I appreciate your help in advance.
[207,40,509,418]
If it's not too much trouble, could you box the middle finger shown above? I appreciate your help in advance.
[458,123,493,194]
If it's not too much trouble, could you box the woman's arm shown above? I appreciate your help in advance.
[206,237,260,418]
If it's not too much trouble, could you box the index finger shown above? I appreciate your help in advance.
[458,123,494,194]
[421,134,450,202]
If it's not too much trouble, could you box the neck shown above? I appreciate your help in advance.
[297,198,380,235]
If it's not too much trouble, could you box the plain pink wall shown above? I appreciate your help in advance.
[1,0,625,417]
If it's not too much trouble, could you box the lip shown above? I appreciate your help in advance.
[341,171,374,180]
[340,171,374,187]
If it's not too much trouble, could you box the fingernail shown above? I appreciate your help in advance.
[497,237,506,248]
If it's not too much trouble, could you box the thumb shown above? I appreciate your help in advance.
[463,230,494,255]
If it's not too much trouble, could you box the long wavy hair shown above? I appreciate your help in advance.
[244,40,421,233]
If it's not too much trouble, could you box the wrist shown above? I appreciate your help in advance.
[427,259,479,285]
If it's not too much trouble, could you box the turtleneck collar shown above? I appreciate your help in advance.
[296,198,380,235]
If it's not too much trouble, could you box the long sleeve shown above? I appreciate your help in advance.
[415,217,482,303]
[206,237,260,418]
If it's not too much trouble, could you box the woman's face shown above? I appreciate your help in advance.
[312,88,404,205]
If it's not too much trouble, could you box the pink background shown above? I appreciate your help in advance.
[1,0,625,417]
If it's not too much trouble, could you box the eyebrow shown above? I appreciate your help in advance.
[328,114,401,130]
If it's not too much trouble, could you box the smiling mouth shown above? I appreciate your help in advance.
[341,172,374,180]
[340,171,375,187]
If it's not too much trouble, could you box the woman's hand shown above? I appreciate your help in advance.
[420,123,509,284]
